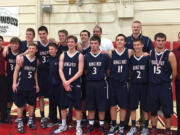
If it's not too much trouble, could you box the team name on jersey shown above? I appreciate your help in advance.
[113,60,127,65]
[40,50,48,55]
[64,62,76,67]
[24,66,36,71]
[151,60,164,66]
[133,65,145,70]
[88,62,102,67]
[8,59,16,63]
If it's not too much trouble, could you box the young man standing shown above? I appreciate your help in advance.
[149,33,177,135]
[12,42,39,133]
[54,35,84,135]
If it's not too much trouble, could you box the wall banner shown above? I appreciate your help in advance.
[0,7,19,36]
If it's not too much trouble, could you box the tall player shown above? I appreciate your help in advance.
[108,34,133,135]
[149,33,177,135]
[37,26,49,128]
[54,35,84,135]
[84,35,109,135]
[127,39,150,135]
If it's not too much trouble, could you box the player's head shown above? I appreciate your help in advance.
[38,26,48,41]
[0,36,4,47]
[90,35,101,52]
[133,39,144,53]
[28,42,38,55]
[26,28,35,42]
[115,34,126,49]
[67,35,78,50]
[93,25,102,37]
[178,32,180,43]
[154,33,166,49]
[132,20,142,35]
[80,30,90,43]
[58,29,68,44]
[10,37,21,52]
[48,43,58,57]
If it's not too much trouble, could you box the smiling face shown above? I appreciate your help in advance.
[38,30,48,42]
[80,32,90,43]
[26,31,34,43]
[48,46,57,57]
[133,41,144,54]
[58,32,67,44]
[67,38,76,50]
[93,27,102,37]
[132,22,142,35]
[116,35,126,49]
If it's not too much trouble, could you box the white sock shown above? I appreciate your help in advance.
[62,119,66,126]
[99,120,104,126]
[89,120,94,125]
[76,120,81,128]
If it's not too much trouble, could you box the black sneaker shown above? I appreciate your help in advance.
[17,120,24,133]
[99,125,106,135]
[108,125,118,135]
[27,120,37,129]
[40,117,47,128]
[84,124,94,134]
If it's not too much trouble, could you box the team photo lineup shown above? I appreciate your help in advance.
[0,20,179,135]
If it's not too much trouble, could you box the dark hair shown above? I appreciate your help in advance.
[38,26,48,33]
[132,20,142,25]
[58,29,68,36]
[93,25,102,33]
[28,42,38,48]
[133,38,144,44]
[49,43,58,49]
[26,28,35,37]
[67,35,78,43]
[80,30,91,37]
[178,32,180,35]
[90,35,101,44]
[115,34,126,42]
[154,33,166,41]
[0,36,4,41]
[10,37,21,44]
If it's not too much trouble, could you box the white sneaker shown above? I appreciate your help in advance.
[127,127,137,135]
[76,127,82,135]
[54,124,67,134]
[141,127,149,135]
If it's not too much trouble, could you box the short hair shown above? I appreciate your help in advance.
[90,35,101,44]
[67,35,78,43]
[38,26,48,33]
[115,34,126,42]
[93,25,102,33]
[132,20,142,25]
[133,38,144,44]
[154,33,166,41]
[80,30,91,37]
[49,43,58,49]
[58,29,68,36]
[28,42,38,48]
[26,28,35,37]
[10,37,21,44]
[0,36,4,41]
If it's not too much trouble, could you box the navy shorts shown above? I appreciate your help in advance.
[85,81,107,112]
[81,74,86,100]
[37,70,49,97]
[7,77,14,102]
[129,83,149,111]
[109,80,128,109]
[14,90,36,107]
[60,83,82,110]
[149,82,173,116]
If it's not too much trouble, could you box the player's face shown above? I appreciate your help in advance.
[28,46,37,55]
[80,32,89,43]
[38,30,48,41]
[10,43,19,52]
[93,27,101,37]
[67,38,76,50]
[132,23,141,35]
[26,31,34,42]
[116,36,126,49]
[155,37,166,49]
[90,40,100,52]
[48,46,57,57]
[133,41,143,53]
[58,32,67,44]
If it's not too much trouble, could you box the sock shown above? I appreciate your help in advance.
[76,120,81,128]
[83,112,86,118]
[62,119,66,126]
[144,120,149,128]
[99,120,104,126]
[89,120,94,125]
[132,120,136,127]
[23,110,26,117]
[40,111,44,118]
[28,116,33,123]
[152,126,156,129]
[112,120,116,126]
[120,121,125,127]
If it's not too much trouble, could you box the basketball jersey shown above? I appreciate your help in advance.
[18,55,37,91]
[58,44,68,56]
[63,51,80,84]
[130,55,149,84]
[82,46,91,55]
[149,49,172,84]
[37,41,49,70]
[6,48,19,78]
[109,48,129,82]
[84,51,109,81]
[20,40,28,53]
[49,55,61,85]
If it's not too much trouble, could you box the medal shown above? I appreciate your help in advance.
[155,49,165,68]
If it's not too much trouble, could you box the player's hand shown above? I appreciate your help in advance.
[64,85,72,91]
[101,50,107,54]
[2,46,8,57]
[12,83,17,93]
[77,43,83,52]
[36,84,40,93]
[16,55,23,65]
[143,52,149,56]
[63,80,71,87]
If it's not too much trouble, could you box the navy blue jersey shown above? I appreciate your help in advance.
[37,41,49,70]
[49,55,61,85]
[6,48,19,78]
[58,44,68,56]
[18,55,37,91]
[126,34,154,53]
[109,49,129,82]
[130,55,149,84]
[63,51,80,84]
[149,49,172,84]
[84,51,109,81]
[82,46,91,55]
[20,41,28,53]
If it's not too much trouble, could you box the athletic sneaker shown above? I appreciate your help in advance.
[54,124,67,134]
[84,124,94,134]
[17,120,24,133]
[40,117,47,128]
[118,127,125,135]
[108,125,119,135]
[47,121,58,128]
[27,119,37,129]
[127,127,137,135]
[150,128,157,135]
[76,127,82,135]
[141,127,149,135]
[99,125,106,135]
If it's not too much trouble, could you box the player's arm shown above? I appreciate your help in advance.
[2,45,10,57]
[59,52,66,82]
[16,50,29,65]
[34,64,39,93]
[128,49,134,58]
[169,52,177,80]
